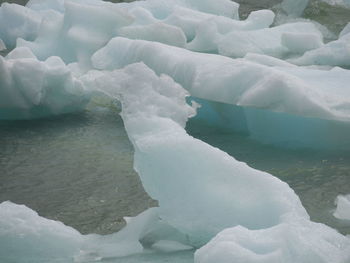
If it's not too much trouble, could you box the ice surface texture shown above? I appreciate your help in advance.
[0,47,89,119]
[93,37,350,123]
[1,0,350,263]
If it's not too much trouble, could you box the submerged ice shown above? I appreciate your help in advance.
[1,0,350,262]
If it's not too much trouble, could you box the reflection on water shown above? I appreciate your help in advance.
[0,104,156,235]
[187,119,350,235]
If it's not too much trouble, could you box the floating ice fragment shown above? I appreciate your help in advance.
[0,38,5,51]
[340,22,350,38]
[281,0,309,17]
[334,195,350,220]
[0,47,89,119]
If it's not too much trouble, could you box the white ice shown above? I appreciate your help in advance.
[93,37,350,123]
[334,195,350,221]
[0,47,89,119]
[1,1,350,263]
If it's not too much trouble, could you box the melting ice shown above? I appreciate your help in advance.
[0,0,350,262]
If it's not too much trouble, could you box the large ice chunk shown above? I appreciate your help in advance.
[82,63,350,261]
[92,37,350,123]
[334,195,350,220]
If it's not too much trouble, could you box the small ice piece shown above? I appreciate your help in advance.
[0,201,83,262]
[0,38,5,51]
[281,0,309,17]
[339,22,350,38]
[334,195,350,220]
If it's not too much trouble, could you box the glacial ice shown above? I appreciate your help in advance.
[2,61,350,262]
[0,2,42,49]
[0,201,83,262]
[217,22,322,58]
[334,195,350,221]
[1,0,350,263]
[93,37,350,123]
[290,32,350,67]
[195,218,350,263]
[0,47,89,119]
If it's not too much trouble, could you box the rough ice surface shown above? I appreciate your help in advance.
[217,22,322,58]
[0,47,89,119]
[1,0,350,263]
[195,218,350,263]
[334,195,350,220]
[290,32,350,67]
[93,37,350,123]
[0,2,42,49]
